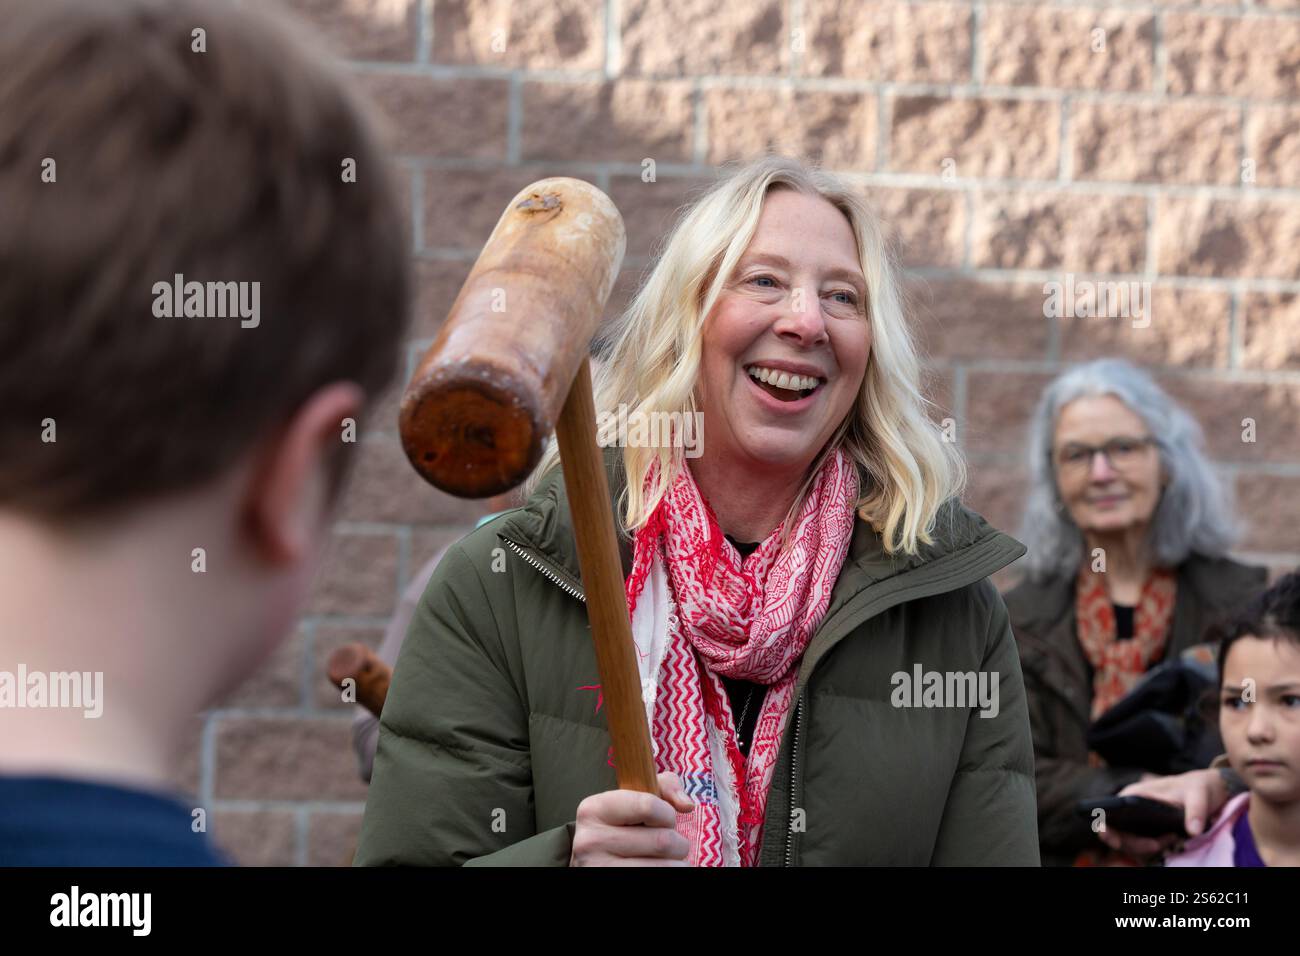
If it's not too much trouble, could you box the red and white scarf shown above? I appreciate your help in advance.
[623,447,859,866]
[1075,564,1177,722]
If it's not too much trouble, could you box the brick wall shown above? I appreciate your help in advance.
[178,0,1300,864]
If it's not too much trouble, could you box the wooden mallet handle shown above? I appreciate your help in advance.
[555,356,658,794]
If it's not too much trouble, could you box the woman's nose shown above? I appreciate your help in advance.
[1088,450,1118,482]
[773,286,829,345]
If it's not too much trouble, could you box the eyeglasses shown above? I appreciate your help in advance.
[1051,436,1156,476]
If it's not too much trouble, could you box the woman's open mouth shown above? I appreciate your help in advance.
[744,363,824,410]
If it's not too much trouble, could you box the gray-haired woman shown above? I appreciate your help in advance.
[1004,358,1266,866]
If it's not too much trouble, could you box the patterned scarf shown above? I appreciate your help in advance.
[623,447,858,867]
[1075,564,1178,722]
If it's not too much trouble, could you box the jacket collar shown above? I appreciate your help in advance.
[496,444,1026,608]
[495,444,636,591]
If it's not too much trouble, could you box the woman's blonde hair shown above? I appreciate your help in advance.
[525,154,965,556]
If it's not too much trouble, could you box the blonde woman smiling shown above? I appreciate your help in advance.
[356,156,1038,867]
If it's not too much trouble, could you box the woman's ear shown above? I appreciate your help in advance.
[240,382,365,565]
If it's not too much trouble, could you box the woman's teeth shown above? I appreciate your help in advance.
[745,364,822,394]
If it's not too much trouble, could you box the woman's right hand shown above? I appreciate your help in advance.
[569,771,696,866]
[1096,768,1231,856]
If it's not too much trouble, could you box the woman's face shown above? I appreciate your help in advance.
[1052,394,1163,537]
[1220,636,1300,804]
[695,189,871,476]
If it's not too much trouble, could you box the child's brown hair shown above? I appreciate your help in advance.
[0,0,410,521]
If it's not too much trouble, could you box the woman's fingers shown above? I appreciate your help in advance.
[569,774,695,866]
[571,819,690,864]
[585,822,691,861]
[579,773,694,827]
[580,787,679,829]
[657,770,697,814]
[1098,825,1169,857]
[1181,779,1212,837]
[1118,768,1224,837]
[1097,768,1229,857]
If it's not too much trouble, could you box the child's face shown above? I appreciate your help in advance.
[1220,635,1300,803]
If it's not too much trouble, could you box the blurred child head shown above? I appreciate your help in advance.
[1216,573,1300,806]
[0,0,409,707]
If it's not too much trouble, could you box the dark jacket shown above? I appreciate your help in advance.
[1004,554,1267,866]
[355,446,1040,866]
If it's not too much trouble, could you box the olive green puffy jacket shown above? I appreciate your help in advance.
[355,448,1039,866]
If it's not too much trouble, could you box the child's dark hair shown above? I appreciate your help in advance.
[1214,571,1300,688]
[0,0,410,521]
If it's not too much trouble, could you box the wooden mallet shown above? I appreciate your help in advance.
[398,177,659,797]
[326,643,390,718]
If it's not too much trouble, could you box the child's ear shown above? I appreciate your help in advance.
[241,382,364,564]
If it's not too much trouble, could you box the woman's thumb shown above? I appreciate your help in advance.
[659,771,695,812]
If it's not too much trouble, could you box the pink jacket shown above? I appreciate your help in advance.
[1164,793,1251,867]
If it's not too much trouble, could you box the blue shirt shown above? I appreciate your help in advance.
[0,774,231,866]
[1232,807,1266,867]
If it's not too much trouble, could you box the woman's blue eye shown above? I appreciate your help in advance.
[830,290,858,305]
[750,275,777,288]
[1283,694,1300,708]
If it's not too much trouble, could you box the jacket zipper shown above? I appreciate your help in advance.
[783,695,802,866]
[498,536,588,604]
